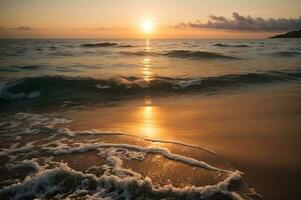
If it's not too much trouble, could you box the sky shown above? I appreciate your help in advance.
[0,0,301,38]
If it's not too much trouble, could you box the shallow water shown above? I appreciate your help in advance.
[0,39,301,199]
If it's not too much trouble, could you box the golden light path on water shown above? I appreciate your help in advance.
[139,38,159,137]
[142,57,152,82]
[140,96,158,137]
[142,38,152,82]
[139,38,157,137]
[145,38,151,51]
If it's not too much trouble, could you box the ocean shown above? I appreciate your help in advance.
[0,39,301,200]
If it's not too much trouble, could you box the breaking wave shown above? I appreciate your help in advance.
[0,70,300,105]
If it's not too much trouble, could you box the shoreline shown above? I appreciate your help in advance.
[67,83,301,199]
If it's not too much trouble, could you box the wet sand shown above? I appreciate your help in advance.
[68,83,301,200]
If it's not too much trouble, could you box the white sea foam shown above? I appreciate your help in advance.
[0,112,261,199]
[6,159,41,173]
[177,79,203,88]
[0,140,35,156]
[56,128,235,169]
[95,84,111,89]
[14,112,72,127]
[0,155,243,200]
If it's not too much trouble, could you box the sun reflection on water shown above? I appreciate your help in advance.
[142,57,153,82]
[138,39,158,137]
[140,96,158,137]
[145,38,151,51]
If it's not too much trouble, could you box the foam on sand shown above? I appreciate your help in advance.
[0,113,262,199]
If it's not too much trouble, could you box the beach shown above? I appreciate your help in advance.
[67,83,301,200]
[0,39,301,199]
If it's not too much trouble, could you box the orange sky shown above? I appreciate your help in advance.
[0,0,300,38]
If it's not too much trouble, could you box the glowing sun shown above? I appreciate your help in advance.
[141,20,154,34]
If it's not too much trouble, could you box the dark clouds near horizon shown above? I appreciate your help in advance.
[0,26,34,31]
[178,12,301,31]
[14,26,33,31]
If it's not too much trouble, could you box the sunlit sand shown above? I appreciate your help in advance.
[68,84,301,199]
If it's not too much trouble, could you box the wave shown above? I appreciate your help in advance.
[214,43,250,48]
[49,52,74,56]
[119,44,136,48]
[0,65,43,72]
[81,42,135,48]
[273,51,301,57]
[121,50,239,60]
[164,50,239,59]
[120,51,158,56]
[0,70,300,105]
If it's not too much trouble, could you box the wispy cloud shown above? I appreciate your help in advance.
[14,26,33,31]
[177,12,301,31]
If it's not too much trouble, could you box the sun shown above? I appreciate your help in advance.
[141,20,154,34]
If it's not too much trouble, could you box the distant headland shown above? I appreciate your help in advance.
[270,29,301,38]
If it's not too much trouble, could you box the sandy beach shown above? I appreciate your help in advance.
[67,83,301,200]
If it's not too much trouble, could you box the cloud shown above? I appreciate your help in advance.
[14,26,33,31]
[178,12,301,31]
